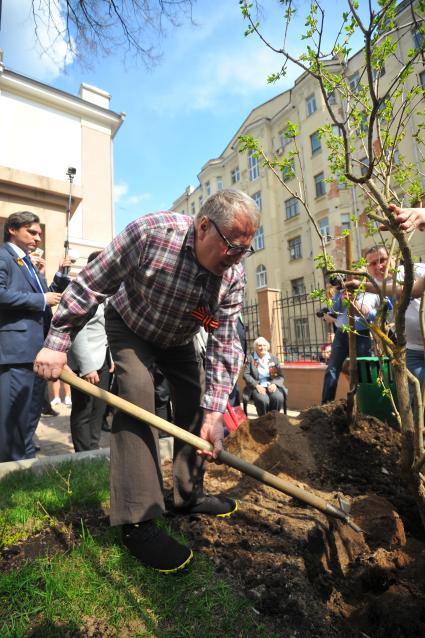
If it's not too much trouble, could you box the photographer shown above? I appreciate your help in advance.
[321,268,380,404]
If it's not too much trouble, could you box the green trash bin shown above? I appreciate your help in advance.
[356,357,398,426]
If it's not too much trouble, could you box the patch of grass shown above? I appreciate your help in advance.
[0,460,276,637]
[0,459,110,548]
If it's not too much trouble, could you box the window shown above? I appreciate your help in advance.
[285,196,299,219]
[205,181,211,196]
[341,213,351,230]
[190,202,195,216]
[306,94,317,116]
[288,236,302,260]
[216,176,223,191]
[310,131,321,155]
[231,167,240,183]
[198,195,203,208]
[248,150,260,181]
[360,156,369,177]
[319,217,331,243]
[279,128,292,148]
[291,277,306,296]
[294,317,310,342]
[314,172,326,198]
[254,226,264,251]
[420,71,425,91]
[373,65,386,80]
[256,264,267,289]
[328,91,337,105]
[252,191,262,211]
[348,72,360,93]
[282,157,295,182]
[413,28,425,49]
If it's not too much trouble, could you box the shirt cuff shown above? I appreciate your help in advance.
[201,389,228,414]
[44,328,72,353]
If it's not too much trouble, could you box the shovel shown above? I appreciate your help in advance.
[60,369,361,532]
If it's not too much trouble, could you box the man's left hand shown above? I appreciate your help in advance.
[198,411,224,460]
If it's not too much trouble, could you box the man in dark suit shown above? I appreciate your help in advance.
[0,210,70,462]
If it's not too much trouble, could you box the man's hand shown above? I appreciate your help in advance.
[267,383,277,393]
[382,204,425,233]
[256,384,266,395]
[34,348,67,380]
[59,256,73,270]
[83,371,99,384]
[45,292,62,307]
[198,411,224,460]
[323,313,336,325]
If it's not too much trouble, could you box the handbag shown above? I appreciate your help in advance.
[223,401,247,432]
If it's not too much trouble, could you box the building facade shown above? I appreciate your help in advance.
[0,57,124,282]
[173,1,425,303]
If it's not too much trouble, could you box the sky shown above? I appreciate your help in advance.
[0,0,363,233]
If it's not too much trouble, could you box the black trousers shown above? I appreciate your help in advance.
[0,364,35,462]
[70,358,110,452]
[105,306,205,527]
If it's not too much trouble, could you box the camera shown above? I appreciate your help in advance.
[316,308,337,319]
[327,273,346,290]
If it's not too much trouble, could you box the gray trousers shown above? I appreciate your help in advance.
[105,306,206,526]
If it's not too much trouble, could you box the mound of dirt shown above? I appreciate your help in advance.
[176,402,425,637]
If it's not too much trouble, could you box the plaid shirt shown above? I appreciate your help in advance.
[45,212,246,413]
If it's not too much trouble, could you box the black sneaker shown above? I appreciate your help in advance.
[122,520,193,573]
[170,495,238,518]
[41,407,59,417]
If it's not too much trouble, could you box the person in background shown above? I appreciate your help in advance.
[67,251,112,452]
[50,379,72,407]
[243,336,287,416]
[320,252,384,404]
[0,211,70,461]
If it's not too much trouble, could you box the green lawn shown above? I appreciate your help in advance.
[0,459,275,637]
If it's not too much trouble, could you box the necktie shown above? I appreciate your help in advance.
[23,254,44,293]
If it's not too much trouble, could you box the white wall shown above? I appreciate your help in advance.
[0,91,81,183]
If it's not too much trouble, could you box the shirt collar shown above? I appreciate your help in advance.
[254,351,271,362]
[7,242,26,259]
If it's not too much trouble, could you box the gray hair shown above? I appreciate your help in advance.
[254,336,270,350]
[4,211,40,242]
[196,189,260,230]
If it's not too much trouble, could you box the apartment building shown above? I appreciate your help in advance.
[173,0,425,302]
[0,56,124,283]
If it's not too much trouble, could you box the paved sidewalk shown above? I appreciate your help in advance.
[34,402,299,458]
[34,402,111,457]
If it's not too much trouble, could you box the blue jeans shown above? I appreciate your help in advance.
[406,349,425,416]
[321,327,372,403]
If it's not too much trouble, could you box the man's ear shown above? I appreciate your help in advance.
[198,216,209,235]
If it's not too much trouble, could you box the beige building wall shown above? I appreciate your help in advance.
[0,63,124,283]
[173,1,425,302]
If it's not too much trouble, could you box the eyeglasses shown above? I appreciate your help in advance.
[209,219,255,257]
[367,257,388,267]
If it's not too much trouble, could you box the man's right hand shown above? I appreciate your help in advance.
[45,292,62,307]
[34,348,67,380]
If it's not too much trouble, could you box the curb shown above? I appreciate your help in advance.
[0,436,174,480]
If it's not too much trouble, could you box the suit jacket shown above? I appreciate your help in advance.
[68,304,108,376]
[242,352,288,403]
[0,243,69,365]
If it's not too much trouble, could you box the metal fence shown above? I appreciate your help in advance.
[273,289,333,361]
[242,298,261,355]
[243,289,333,361]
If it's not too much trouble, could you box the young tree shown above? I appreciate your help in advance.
[239,0,425,524]
[30,0,194,66]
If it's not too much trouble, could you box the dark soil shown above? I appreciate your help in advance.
[2,401,425,637]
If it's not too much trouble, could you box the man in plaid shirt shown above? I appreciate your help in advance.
[34,189,260,573]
